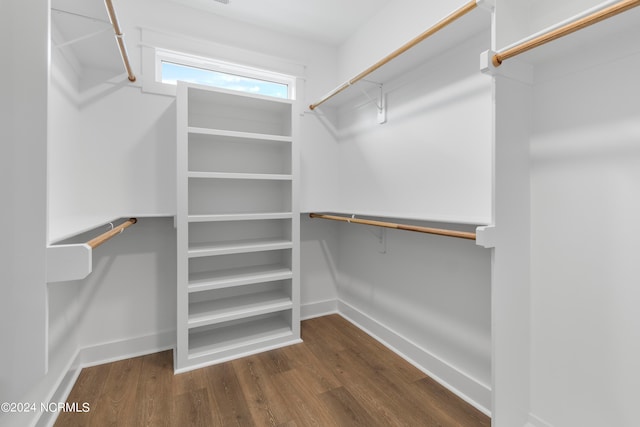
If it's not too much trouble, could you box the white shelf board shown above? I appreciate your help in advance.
[188,238,293,258]
[188,290,292,328]
[188,212,293,222]
[188,171,292,181]
[188,127,293,143]
[49,214,121,244]
[189,264,293,293]
[186,81,295,106]
[188,315,293,359]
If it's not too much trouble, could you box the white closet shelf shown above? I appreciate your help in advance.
[188,238,293,258]
[188,315,293,359]
[188,291,292,328]
[188,171,293,180]
[188,213,293,222]
[189,264,292,293]
[188,127,293,143]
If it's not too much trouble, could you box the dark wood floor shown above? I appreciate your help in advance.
[55,314,490,426]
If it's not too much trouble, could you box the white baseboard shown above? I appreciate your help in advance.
[527,413,554,427]
[77,329,175,368]
[301,299,338,320]
[337,300,491,416]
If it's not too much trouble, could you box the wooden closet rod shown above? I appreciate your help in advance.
[309,213,476,240]
[87,218,137,249]
[104,0,136,82]
[492,0,640,66]
[308,0,478,110]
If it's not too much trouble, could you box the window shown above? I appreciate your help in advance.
[155,49,295,100]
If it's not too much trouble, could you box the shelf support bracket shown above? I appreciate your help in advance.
[47,244,93,282]
[356,83,387,124]
[475,225,496,248]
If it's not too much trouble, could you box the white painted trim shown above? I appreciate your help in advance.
[36,364,83,427]
[301,299,338,320]
[173,338,303,374]
[337,300,492,416]
[527,413,554,427]
[77,330,175,368]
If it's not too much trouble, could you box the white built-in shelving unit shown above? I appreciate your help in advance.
[175,82,300,372]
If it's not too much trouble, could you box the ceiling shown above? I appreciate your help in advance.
[50,0,391,79]
[166,0,392,45]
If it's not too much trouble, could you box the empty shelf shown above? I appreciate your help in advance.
[188,212,293,222]
[188,290,292,328]
[188,238,293,257]
[188,314,293,359]
[188,264,293,292]
[187,127,293,143]
[188,171,293,180]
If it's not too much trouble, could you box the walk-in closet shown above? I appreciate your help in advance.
[1,0,639,426]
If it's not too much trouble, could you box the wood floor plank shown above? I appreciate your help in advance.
[319,386,384,427]
[232,354,295,426]
[54,363,110,426]
[322,314,428,383]
[271,367,341,426]
[172,387,218,427]
[133,351,174,427]
[295,342,409,425]
[413,376,491,427]
[253,347,293,376]
[86,356,144,427]
[204,362,255,426]
[304,320,451,426]
[278,343,341,394]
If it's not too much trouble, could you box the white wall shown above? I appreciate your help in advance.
[338,0,470,82]
[69,218,176,356]
[300,215,340,317]
[0,0,49,416]
[529,23,640,427]
[335,34,492,223]
[491,1,640,425]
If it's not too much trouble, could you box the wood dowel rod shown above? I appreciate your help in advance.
[104,0,136,82]
[309,0,477,110]
[87,218,138,249]
[309,213,476,240]
[492,0,640,66]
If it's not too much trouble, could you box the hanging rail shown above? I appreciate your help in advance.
[308,0,479,110]
[104,0,136,82]
[309,213,476,240]
[87,218,137,249]
[492,0,640,67]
